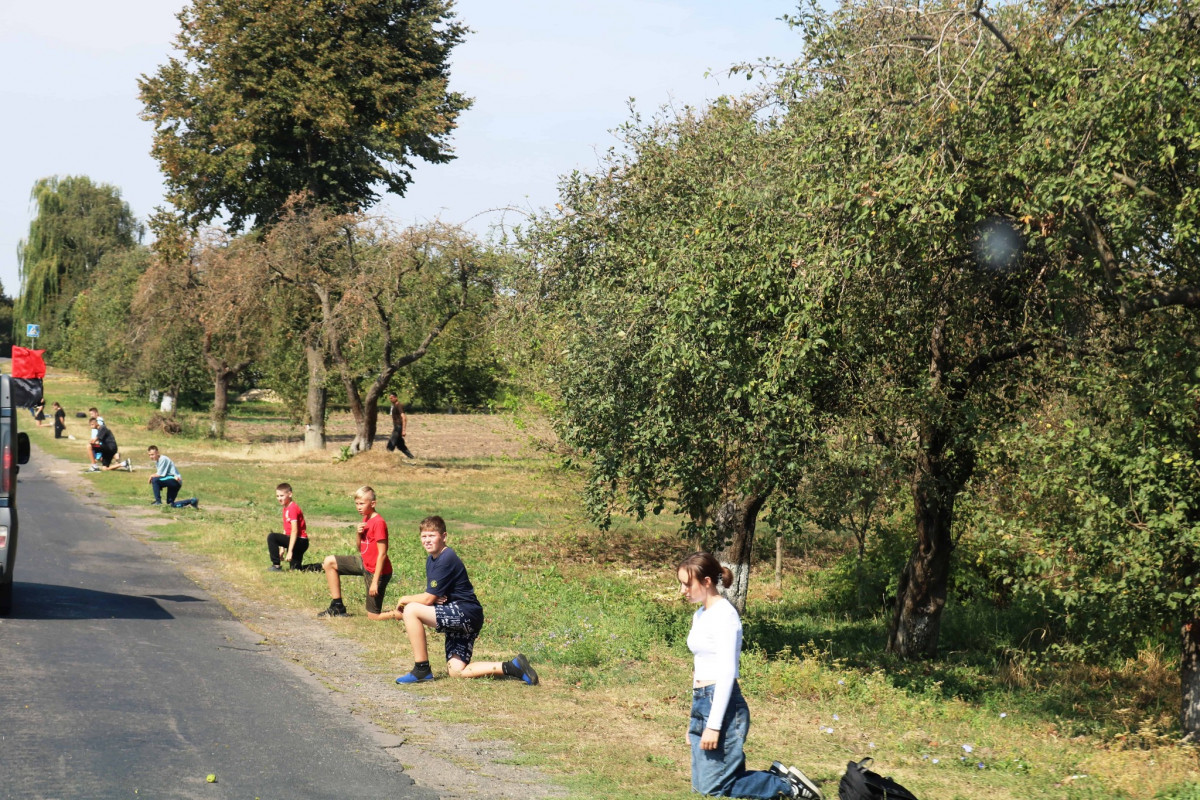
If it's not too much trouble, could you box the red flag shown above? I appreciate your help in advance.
[12,346,47,379]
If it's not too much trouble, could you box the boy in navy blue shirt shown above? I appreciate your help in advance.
[393,515,538,685]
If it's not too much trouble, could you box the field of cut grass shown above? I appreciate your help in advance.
[27,369,1200,799]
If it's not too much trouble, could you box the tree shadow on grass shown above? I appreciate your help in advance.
[10,583,174,621]
[742,600,1179,737]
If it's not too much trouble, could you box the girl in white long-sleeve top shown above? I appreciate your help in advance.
[679,552,823,799]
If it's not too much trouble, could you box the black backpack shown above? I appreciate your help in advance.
[838,758,920,800]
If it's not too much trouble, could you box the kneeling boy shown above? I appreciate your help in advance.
[318,486,392,619]
[267,482,308,570]
[393,515,537,685]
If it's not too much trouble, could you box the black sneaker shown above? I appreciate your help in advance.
[267,565,282,572]
[317,602,348,618]
[512,653,539,686]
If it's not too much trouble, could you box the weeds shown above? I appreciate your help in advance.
[31,373,1200,798]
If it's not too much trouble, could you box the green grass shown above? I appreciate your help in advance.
[27,369,1200,799]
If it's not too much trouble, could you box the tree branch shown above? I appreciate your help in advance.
[971,0,1017,55]
[1113,170,1159,200]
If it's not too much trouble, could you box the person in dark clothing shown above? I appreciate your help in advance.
[88,419,130,472]
[392,515,537,685]
[385,393,414,458]
[52,402,66,438]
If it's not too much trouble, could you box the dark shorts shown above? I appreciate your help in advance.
[333,554,392,614]
[97,447,117,467]
[434,601,483,664]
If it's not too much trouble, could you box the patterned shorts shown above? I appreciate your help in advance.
[434,601,483,664]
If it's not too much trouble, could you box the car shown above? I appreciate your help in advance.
[0,374,33,615]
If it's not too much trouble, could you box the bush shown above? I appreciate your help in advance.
[147,412,182,435]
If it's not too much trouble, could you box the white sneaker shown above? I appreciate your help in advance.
[786,767,824,800]
[86,465,100,473]
[122,459,132,471]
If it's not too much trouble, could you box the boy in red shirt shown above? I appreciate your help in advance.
[266,482,308,571]
[318,486,393,618]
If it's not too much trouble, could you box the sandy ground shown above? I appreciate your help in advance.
[220,409,558,460]
[37,445,565,800]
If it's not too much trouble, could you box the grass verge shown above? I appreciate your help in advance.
[29,371,1200,799]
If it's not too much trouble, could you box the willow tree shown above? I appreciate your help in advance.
[138,0,472,230]
[15,176,141,354]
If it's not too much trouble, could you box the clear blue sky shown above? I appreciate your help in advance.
[0,1,802,298]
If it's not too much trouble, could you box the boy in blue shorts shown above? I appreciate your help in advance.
[392,515,538,686]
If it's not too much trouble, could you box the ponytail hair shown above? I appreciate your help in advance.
[677,552,733,591]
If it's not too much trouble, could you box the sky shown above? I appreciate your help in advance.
[0,0,803,298]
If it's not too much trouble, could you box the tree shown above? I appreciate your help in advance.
[328,222,494,451]
[60,247,152,390]
[257,201,492,452]
[15,176,142,354]
[523,101,828,613]
[136,228,270,438]
[138,0,471,231]
[765,0,1200,660]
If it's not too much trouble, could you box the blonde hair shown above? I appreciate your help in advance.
[354,485,376,501]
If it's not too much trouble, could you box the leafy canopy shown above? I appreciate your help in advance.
[139,0,472,229]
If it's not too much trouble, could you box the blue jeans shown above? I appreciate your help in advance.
[689,682,792,798]
[151,477,181,504]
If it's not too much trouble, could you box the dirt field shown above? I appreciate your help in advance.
[220,407,559,461]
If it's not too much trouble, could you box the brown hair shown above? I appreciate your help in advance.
[276,483,293,493]
[677,552,733,590]
[419,515,447,534]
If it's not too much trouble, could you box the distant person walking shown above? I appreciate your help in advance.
[266,482,308,571]
[678,552,821,799]
[385,393,414,458]
[52,402,66,438]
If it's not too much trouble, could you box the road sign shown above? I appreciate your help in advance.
[25,324,40,338]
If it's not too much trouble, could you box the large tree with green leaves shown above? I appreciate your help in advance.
[523,101,829,613]
[138,0,471,231]
[256,202,494,452]
[771,0,1200,661]
[15,176,142,354]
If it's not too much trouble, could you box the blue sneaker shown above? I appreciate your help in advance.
[512,653,538,686]
[395,670,435,684]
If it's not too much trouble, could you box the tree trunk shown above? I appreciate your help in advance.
[210,370,231,439]
[1182,619,1200,738]
[347,393,385,453]
[713,492,769,615]
[887,423,974,659]
[774,535,783,588]
[304,343,327,450]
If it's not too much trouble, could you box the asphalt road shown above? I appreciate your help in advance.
[0,450,438,800]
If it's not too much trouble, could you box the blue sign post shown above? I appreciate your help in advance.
[25,324,40,338]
